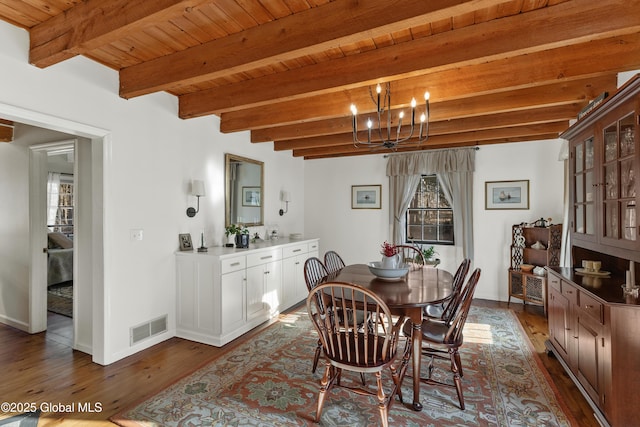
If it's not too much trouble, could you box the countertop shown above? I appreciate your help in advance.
[175,237,318,257]
[548,267,640,306]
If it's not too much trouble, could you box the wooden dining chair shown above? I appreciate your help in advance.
[423,258,471,320]
[323,250,346,274]
[307,282,407,427]
[404,268,481,410]
[304,257,329,373]
[395,244,425,270]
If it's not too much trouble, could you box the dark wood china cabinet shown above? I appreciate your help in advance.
[547,75,640,427]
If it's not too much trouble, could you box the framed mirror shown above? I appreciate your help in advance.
[225,153,264,227]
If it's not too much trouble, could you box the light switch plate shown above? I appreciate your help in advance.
[130,229,143,241]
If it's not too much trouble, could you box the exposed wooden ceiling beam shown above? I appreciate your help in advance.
[119,0,505,99]
[179,0,640,114]
[288,120,569,156]
[299,134,561,160]
[0,120,14,143]
[29,0,211,67]
[259,103,581,143]
[215,34,629,132]
[292,123,567,158]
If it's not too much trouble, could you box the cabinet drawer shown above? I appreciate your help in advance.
[283,243,307,258]
[579,291,604,324]
[548,274,561,293]
[221,256,246,274]
[561,282,578,305]
[247,248,282,267]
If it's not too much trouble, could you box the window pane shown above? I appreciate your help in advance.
[405,174,454,245]
[439,225,454,243]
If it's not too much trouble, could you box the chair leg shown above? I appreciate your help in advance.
[389,363,403,404]
[454,348,463,378]
[315,364,332,421]
[375,371,389,427]
[449,348,465,410]
[312,339,322,373]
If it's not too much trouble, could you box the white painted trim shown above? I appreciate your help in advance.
[2,101,109,365]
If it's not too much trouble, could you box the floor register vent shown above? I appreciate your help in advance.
[130,315,168,346]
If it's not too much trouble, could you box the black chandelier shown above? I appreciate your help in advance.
[350,82,430,150]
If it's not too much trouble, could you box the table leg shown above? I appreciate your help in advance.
[411,318,423,411]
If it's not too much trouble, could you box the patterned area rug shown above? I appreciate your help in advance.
[112,306,575,427]
[47,282,73,317]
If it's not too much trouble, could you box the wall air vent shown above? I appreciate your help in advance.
[130,314,168,346]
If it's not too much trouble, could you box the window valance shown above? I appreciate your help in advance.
[386,147,476,176]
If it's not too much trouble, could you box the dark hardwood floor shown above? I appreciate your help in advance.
[0,301,598,426]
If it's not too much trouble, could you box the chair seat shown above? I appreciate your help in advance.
[326,332,394,369]
[403,319,462,347]
[420,319,463,347]
[423,303,444,319]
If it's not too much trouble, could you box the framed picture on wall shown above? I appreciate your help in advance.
[485,180,529,210]
[351,185,381,209]
[179,233,193,251]
[242,186,261,207]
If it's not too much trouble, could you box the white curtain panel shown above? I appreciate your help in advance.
[557,138,571,267]
[46,172,61,230]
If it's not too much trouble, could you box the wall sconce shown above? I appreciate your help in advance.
[186,180,206,217]
[279,191,291,216]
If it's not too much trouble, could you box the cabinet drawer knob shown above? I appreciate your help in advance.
[293,249,302,253]
[585,304,594,309]
[261,255,273,260]
[230,262,240,267]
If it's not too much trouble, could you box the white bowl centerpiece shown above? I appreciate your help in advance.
[368,261,410,280]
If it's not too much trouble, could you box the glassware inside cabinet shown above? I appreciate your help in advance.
[585,137,594,169]
[621,159,635,198]
[575,143,583,172]
[605,164,618,199]
[605,202,619,238]
[604,124,617,162]
[624,202,637,241]
[620,114,635,157]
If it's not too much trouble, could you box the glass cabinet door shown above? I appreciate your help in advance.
[573,136,595,236]
[601,113,637,245]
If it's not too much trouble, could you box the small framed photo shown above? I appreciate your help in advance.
[242,186,261,207]
[179,233,193,251]
[352,185,381,209]
[485,180,529,210]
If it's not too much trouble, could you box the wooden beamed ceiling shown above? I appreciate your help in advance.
[1,0,639,158]
[0,119,14,143]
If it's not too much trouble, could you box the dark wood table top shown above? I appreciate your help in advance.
[326,263,454,309]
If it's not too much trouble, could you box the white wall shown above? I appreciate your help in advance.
[0,137,30,329]
[304,140,565,302]
[0,21,305,364]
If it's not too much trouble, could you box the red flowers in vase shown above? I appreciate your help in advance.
[380,241,398,257]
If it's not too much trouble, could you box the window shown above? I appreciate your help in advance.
[47,174,74,239]
[406,175,454,244]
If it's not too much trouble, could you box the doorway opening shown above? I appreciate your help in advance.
[0,101,110,364]
[45,147,75,345]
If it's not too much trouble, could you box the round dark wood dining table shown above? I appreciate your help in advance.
[325,263,454,411]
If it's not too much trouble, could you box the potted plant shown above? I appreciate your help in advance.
[225,224,249,248]
[422,245,440,266]
[380,241,400,269]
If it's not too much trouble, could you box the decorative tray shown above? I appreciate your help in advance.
[574,268,611,277]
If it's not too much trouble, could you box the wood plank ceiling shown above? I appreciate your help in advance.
[1,0,639,159]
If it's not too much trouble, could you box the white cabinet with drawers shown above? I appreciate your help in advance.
[176,238,319,346]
